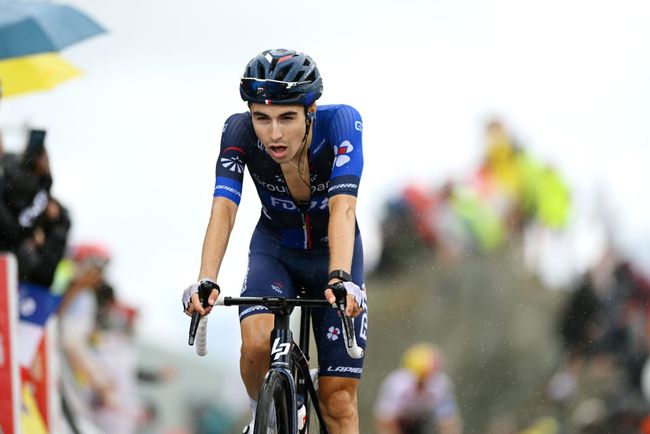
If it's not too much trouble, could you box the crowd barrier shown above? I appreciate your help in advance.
[0,252,102,434]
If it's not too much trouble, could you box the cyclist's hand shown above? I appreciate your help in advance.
[182,279,219,317]
[324,280,364,318]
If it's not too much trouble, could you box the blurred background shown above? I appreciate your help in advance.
[1,0,650,433]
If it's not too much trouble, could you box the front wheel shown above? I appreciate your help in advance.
[255,370,293,434]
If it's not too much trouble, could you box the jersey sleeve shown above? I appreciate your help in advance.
[327,105,364,198]
[213,113,253,205]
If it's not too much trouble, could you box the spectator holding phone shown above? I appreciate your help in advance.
[0,129,71,286]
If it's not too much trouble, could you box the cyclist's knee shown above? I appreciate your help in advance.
[240,314,273,363]
[319,379,358,421]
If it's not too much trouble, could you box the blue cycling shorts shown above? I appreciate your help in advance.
[239,225,368,379]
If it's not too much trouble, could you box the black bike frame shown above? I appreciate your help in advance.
[294,293,328,433]
[223,295,330,434]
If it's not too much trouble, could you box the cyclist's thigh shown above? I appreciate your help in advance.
[239,232,297,322]
[240,313,274,350]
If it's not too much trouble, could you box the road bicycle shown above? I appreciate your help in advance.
[189,282,363,434]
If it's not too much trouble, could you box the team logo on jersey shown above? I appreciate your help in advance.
[253,174,287,193]
[221,155,244,173]
[327,326,341,341]
[333,141,353,167]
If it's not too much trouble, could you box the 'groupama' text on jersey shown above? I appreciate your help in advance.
[213,104,364,250]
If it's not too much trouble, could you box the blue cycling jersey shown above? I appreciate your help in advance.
[213,104,364,250]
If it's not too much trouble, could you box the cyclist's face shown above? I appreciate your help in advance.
[250,103,309,163]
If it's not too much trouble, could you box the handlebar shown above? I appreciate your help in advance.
[188,280,218,356]
[328,281,365,359]
[217,293,364,359]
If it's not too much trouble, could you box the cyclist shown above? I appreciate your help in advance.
[374,343,462,434]
[183,48,368,433]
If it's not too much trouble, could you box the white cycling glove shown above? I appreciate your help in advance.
[182,278,218,312]
[341,281,366,309]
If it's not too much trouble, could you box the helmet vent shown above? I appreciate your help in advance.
[274,66,291,81]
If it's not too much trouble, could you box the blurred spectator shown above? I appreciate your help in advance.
[548,245,650,429]
[58,243,116,411]
[92,282,143,434]
[374,343,462,434]
[0,129,71,286]
[59,244,176,433]
[446,182,505,253]
[478,120,524,223]
[480,119,571,232]
[377,189,432,272]
[136,399,161,434]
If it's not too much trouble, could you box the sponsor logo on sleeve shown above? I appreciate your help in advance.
[328,183,358,193]
[333,141,353,167]
[221,155,245,173]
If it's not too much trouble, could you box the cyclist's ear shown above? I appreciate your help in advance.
[306,103,316,122]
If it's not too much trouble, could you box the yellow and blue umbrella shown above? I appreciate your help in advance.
[0,52,81,97]
[0,0,105,60]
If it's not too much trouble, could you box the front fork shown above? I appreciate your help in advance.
[268,314,298,432]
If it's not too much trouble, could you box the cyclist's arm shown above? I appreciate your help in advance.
[325,193,361,317]
[327,193,356,274]
[193,196,238,313]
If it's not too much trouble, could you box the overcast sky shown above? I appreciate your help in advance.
[2,0,649,392]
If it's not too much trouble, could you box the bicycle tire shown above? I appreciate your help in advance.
[255,370,293,434]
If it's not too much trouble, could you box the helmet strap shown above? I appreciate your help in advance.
[303,107,313,143]
[295,108,313,181]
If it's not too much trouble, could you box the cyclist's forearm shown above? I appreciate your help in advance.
[198,197,238,280]
[327,195,356,276]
